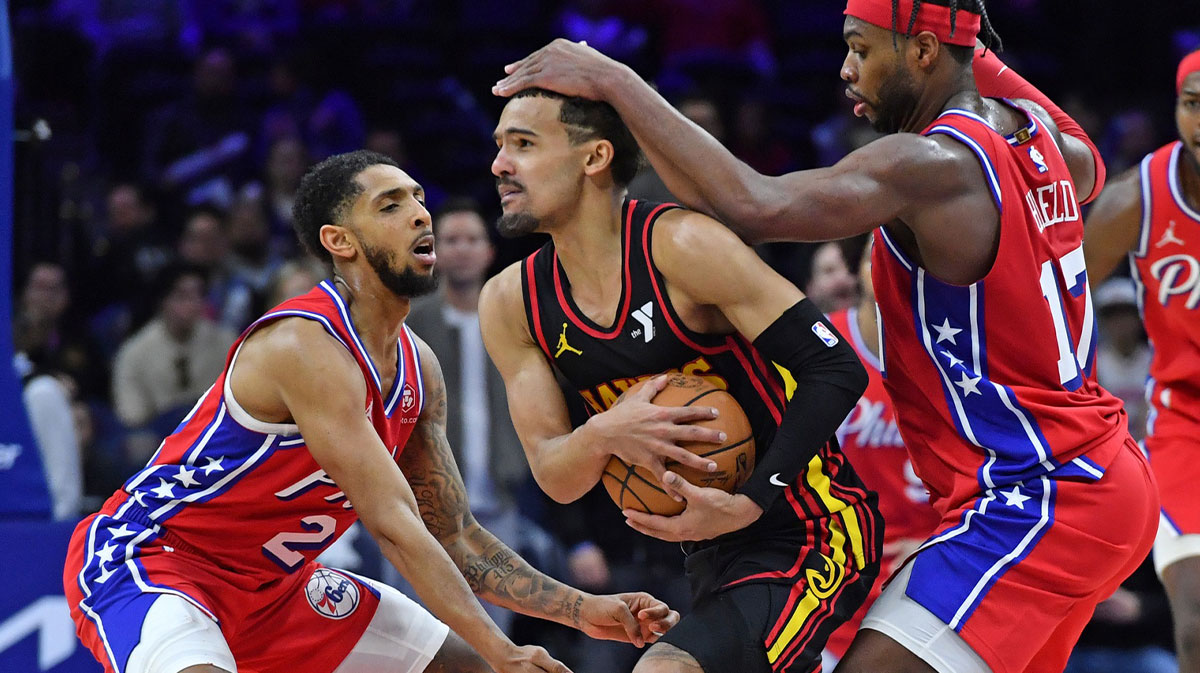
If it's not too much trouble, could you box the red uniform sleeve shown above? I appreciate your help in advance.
[973,49,1107,203]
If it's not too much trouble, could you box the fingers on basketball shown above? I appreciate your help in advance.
[602,374,754,516]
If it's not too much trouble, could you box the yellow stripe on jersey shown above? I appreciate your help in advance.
[765,553,846,664]
[804,454,866,571]
[774,362,797,400]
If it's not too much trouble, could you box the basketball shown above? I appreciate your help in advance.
[601,374,755,515]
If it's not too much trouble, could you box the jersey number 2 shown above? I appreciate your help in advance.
[262,515,337,571]
[1037,244,1095,391]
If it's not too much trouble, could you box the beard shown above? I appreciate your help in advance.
[870,65,920,134]
[496,212,541,239]
[362,241,439,298]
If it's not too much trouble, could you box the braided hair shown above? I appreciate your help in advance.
[889,0,1003,52]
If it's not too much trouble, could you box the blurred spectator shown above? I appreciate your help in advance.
[365,125,446,209]
[13,314,84,521]
[262,136,309,243]
[804,241,859,313]
[627,94,722,203]
[259,52,365,160]
[266,257,329,308]
[556,0,648,66]
[141,46,252,205]
[676,95,725,142]
[731,97,794,175]
[78,182,174,346]
[1101,109,1162,177]
[1094,278,1152,440]
[617,0,776,82]
[224,191,284,324]
[403,198,548,633]
[16,261,107,400]
[48,0,187,56]
[184,0,302,54]
[111,263,236,461]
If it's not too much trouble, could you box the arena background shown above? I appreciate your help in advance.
[2,1,1198,671]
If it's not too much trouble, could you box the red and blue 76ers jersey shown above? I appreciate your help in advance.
[871,104,1127,510]
[87,281,425,585]
[1131,141,1200,436]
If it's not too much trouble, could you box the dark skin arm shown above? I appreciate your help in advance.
[399,335,679,645]
[229,318,565,673]
[1083,166,1144,283]
[494,39,1096,286]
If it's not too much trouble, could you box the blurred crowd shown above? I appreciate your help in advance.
[8,0,1199,670]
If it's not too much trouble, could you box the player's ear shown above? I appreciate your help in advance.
[583,139,615,180]
[320,224,358,262]
[911,31,940,68]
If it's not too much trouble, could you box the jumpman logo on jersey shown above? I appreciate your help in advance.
[555,323,583,358]
[1157,220,1185,248]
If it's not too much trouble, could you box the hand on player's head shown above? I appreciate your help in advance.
[493,38,613,100]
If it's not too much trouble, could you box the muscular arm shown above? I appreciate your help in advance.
[398,336,586,628]
[1084,166,1144,282]
[479,265,721,504]
[493,41,988,253]
[233,319,514,665]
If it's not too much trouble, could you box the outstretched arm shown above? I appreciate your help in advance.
[478,264,724,504]
[235,319,566,673]
[400,336,678,646]
[493,40,974,246]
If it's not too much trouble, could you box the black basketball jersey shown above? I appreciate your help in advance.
[521,199,879,583]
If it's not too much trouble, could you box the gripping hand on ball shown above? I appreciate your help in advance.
[623,470,764,541]
[584,374,725,481]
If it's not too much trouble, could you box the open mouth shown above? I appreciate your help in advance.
[411,235,436,265]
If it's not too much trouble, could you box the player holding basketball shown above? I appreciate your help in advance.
[493,1,1159,672]
[479,89,881,673]
[62,150,677,673]
[1082,50,1200,673]
[822,238,939,667]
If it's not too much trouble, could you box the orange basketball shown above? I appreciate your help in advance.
[601,373,755,515]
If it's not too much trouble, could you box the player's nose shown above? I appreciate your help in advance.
[840,55,857,83]
[491,147,513,178]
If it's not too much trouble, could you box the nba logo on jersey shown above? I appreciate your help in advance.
[305,568,360,619]
[1029,146,1048,173]
[812,321,839,348]
[401,384,416,413]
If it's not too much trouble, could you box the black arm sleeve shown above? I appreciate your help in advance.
[737,299,869,511]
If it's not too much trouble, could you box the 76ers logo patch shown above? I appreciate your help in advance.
[401,384,417,413]
[305,568,360,619]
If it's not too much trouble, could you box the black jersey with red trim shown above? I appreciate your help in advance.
[521,198,879,583]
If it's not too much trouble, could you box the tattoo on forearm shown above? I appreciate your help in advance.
[457,527,584,626]
[399,346,583,626]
